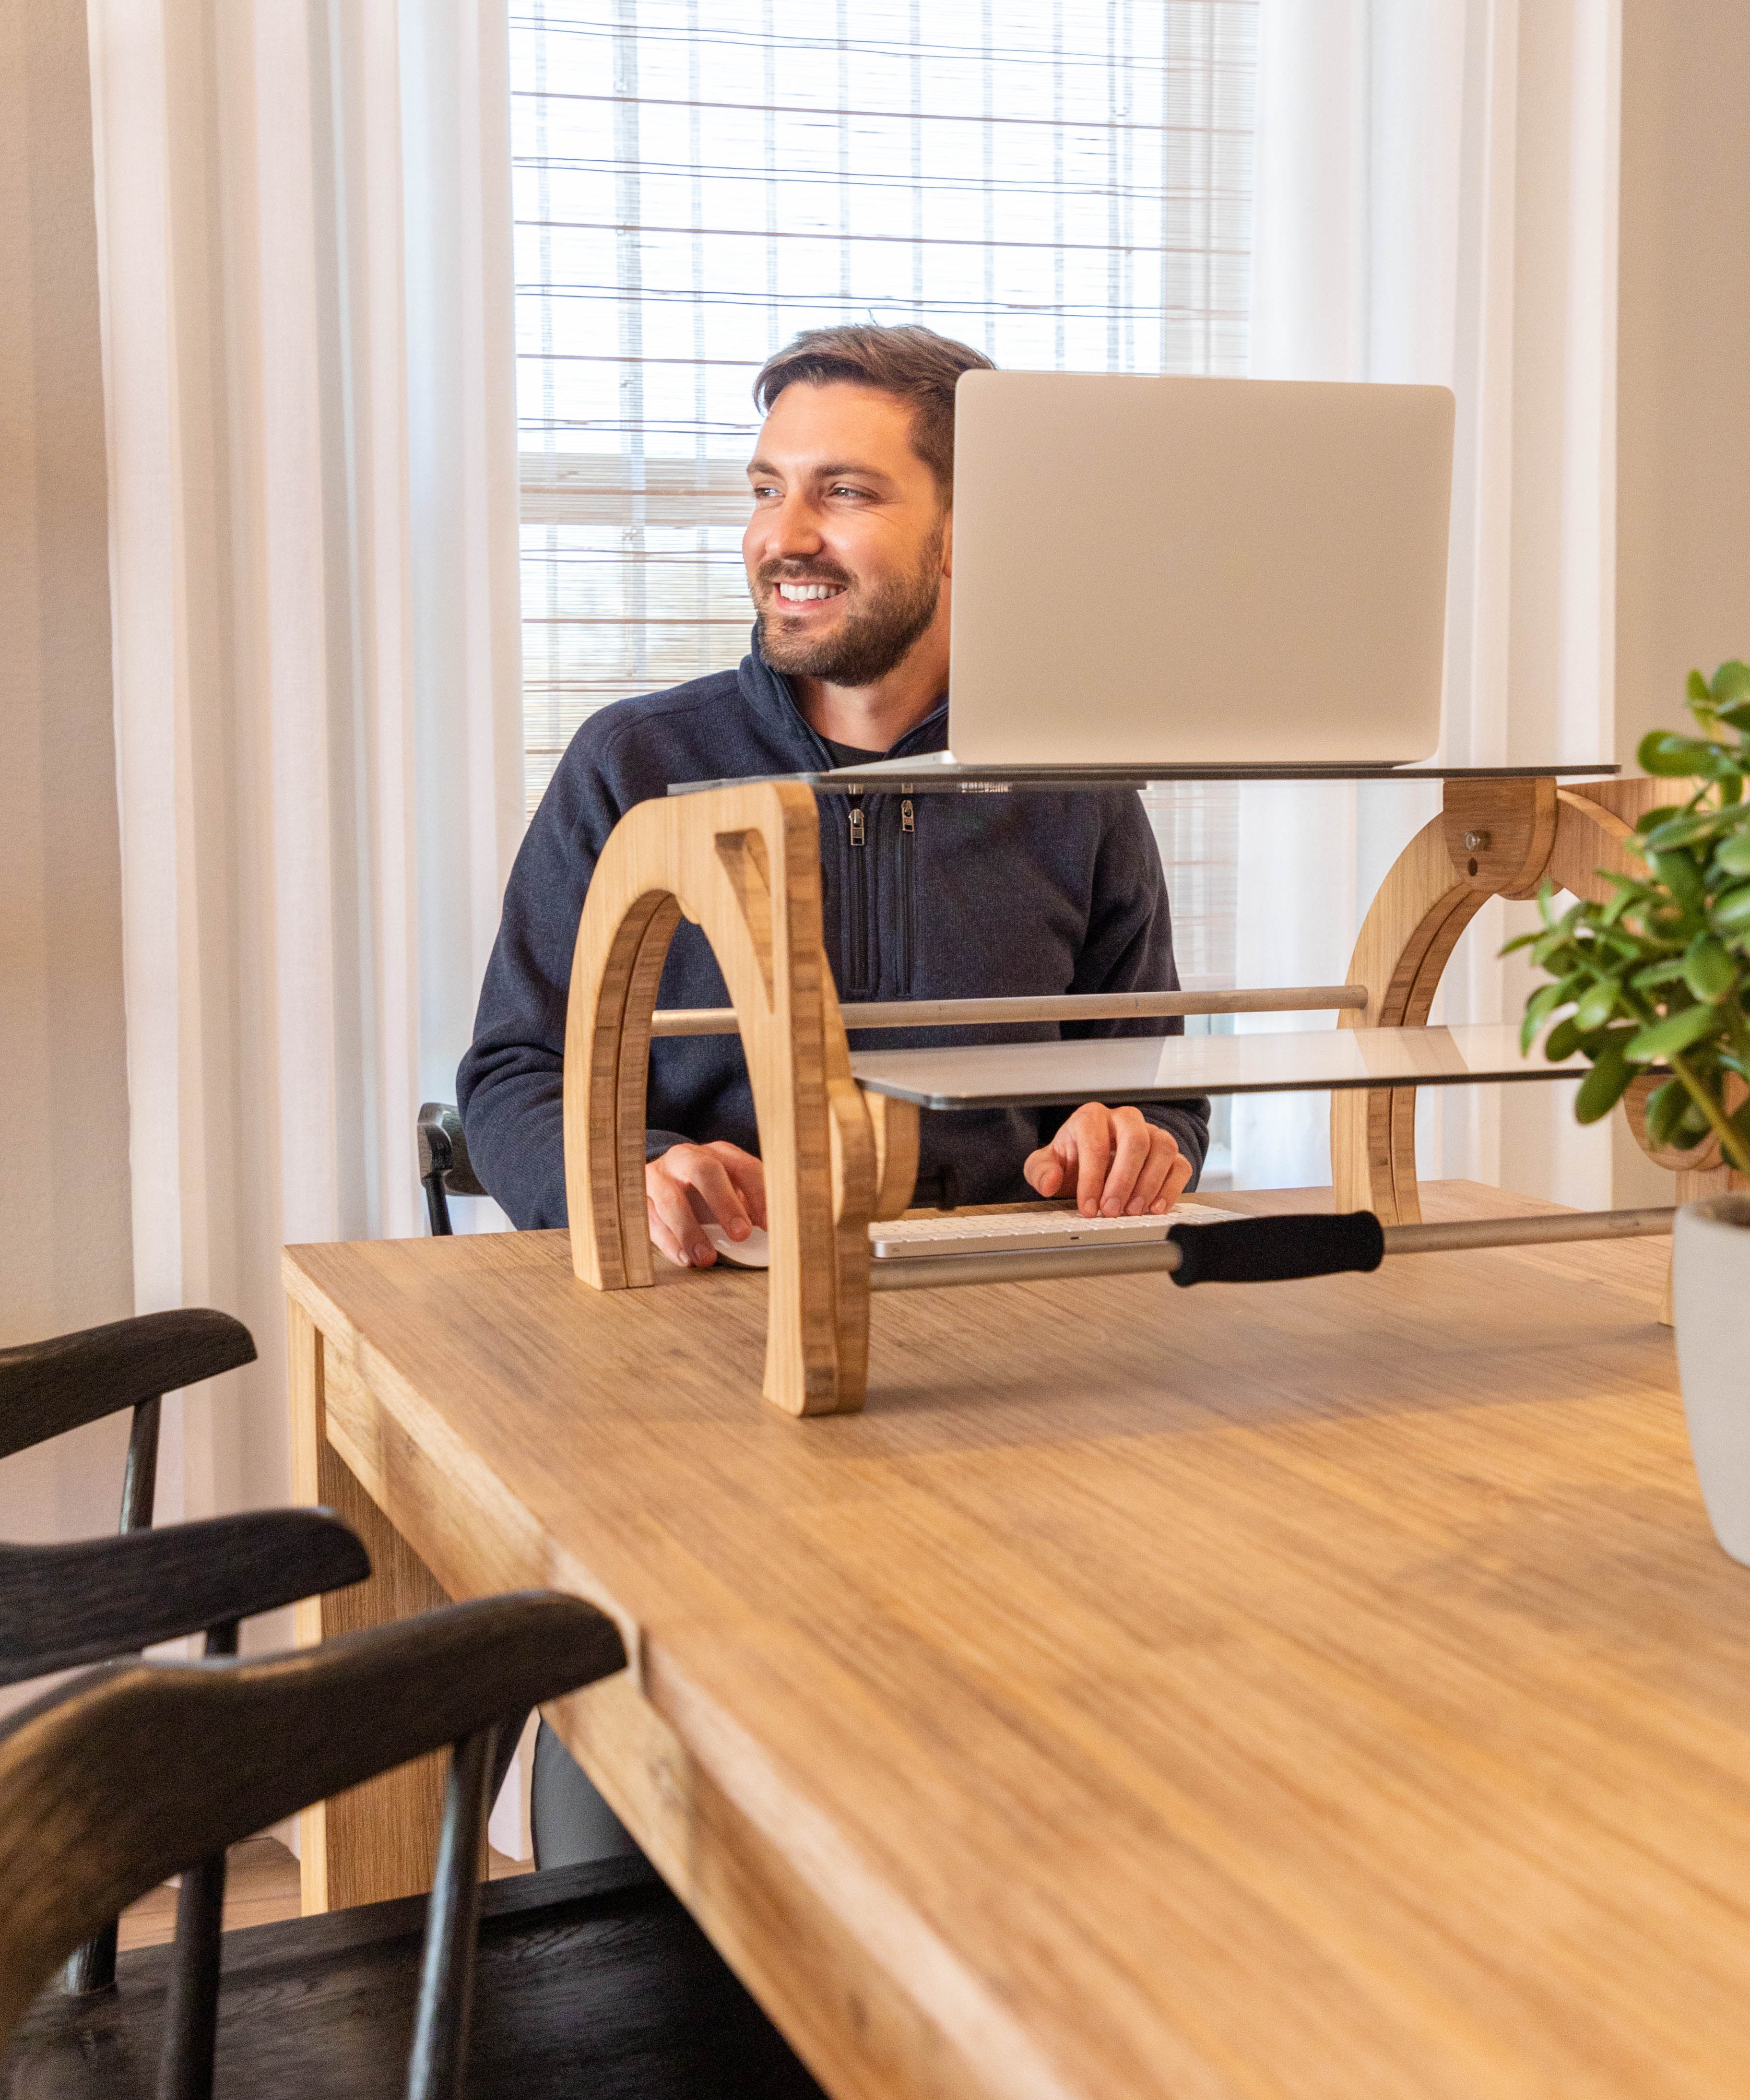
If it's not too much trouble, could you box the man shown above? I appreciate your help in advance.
[460,323,1209,1264]
[464,323,1209,1866]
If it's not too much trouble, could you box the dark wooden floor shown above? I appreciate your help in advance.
[9,1858,826,2099]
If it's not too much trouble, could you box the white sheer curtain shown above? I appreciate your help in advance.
[83,0,520,1535]
[1230,0,1621,1203]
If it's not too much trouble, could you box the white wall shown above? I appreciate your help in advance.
[1611,0,1750,1203]
[1616,0,1750,753]
[0,0,135,1543]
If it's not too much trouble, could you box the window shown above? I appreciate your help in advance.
[511,0,1257,1025]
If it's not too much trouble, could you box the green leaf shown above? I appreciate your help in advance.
[1575,1042,1634,1124]
[1679,1097,1714,1142]
[1499,931,1539,956]
[1715,700,1750,733]
[1713,660,1750,703]
[1714,831,1750,877]
[1640,731,1719,776]
[1624,1004,1721,1060]
[1632,806,1687,838]
[1650,850,1707,911]
[1683,934,1738,1003]
[1646,1076,1692,1149]
[1690,668,1714,703]
[1520,980,1569,1055]
[1646,812,1723,851]
[1545,1016,1585,1062]
[1630,955,1691,991]
[1573,979,1622,1034]
[1712,884,1750,934]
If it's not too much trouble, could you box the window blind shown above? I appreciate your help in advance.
[511,0,1256,1015]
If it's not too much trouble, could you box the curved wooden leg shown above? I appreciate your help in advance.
[1336,772,1721,1231]
[1333,778,1561,1222]
[563,783,875,1417]
[1331,819,1483,1221]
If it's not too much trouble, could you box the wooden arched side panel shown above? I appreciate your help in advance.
[1547,789,1642,903]
[563,782,875,1417]
[1331,817,1485,1222]
[564,889,684,1293]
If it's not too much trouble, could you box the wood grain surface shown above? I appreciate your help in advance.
[1333,777,1708,1227]
[562,779,878,1414]
[289,1300,453,1914]
[283,1183,1750,2100]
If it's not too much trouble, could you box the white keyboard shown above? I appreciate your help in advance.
[702,1201,1242,1269]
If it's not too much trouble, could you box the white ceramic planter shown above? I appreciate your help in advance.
[1673,1193,1750,1565]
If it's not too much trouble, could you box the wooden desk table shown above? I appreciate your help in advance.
[284,1181,1750,2100]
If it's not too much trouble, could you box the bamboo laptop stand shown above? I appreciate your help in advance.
[563,767,1735,1417]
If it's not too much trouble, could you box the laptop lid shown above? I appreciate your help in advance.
[946,372,1454,768]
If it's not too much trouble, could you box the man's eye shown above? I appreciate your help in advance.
[829,484,871,500]
[750,484,779,500]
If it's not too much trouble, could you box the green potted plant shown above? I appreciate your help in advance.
[1509,659,1750,1561]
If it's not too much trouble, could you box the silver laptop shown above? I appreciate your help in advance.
[946,372,1455,768]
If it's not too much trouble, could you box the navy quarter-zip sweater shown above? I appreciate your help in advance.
[459,636,1210,1227]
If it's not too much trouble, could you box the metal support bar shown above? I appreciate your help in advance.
[870,1242,1190,1291]
[866,1206,1677,1293]
[651,985,1369,1039]
[1379,1207,1676,1255]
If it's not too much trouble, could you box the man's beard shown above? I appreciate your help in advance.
[754,525,944,688]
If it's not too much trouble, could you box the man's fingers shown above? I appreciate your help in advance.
[1099,1110,1153,1216]
[711,1145,768,1230]
[647,1172,711,1267]
[1162,1146,1194,1208]
[684,1152,751,1238]
[1024,1146,1064,1198]
[1127,1138,1177,1216]
[1070,1111,1112,1216]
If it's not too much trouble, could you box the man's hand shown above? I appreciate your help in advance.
[1023,1103,1191,1217]
[646,1141,767,1268]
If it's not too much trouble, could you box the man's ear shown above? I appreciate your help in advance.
[940,506,953,578]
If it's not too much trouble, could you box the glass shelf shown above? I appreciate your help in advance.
[849,1021,1592,1111]
[670,757,1620,795]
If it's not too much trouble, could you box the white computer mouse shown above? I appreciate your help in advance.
[702,1222,771,1269]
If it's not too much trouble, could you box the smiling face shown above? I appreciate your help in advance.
[743,380,952,691]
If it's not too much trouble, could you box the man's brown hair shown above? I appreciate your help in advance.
[752,324,995,500]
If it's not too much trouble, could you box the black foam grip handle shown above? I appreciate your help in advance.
[1167,1211,1384,1288]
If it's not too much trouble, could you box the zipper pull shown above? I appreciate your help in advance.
[849,807,865,846]
[901,798,914,833]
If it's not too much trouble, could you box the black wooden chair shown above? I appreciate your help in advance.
[0,1506,369,1692]
[418,1103,486,1236]
[0,1307,257,1537]
[0,1590,825,2100]
[0,1305,262,1993]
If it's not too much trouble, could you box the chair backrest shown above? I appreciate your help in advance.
[418,1103,486,1234]
[0,1591,625,2057]
[0,1310,255,1466]
[0,1508,369,1687]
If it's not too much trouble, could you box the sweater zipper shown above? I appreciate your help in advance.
[846,791,869,994]
[897,794,915,992]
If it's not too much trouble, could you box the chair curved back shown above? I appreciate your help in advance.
[0,1508,370,1687]
[0,1591,626,2049]
[418,1103,487,1234]
[0,1310,255,1464]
